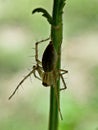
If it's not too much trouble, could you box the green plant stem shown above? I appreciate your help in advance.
[49,0,65,130]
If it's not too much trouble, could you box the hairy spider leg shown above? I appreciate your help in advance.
[59,69,68,91]
[9,66,38,100]
[35,37,50,64]
[33,37,50,81]
[52,70,63,120]
[9,38,50,100]
[33,65,43,81]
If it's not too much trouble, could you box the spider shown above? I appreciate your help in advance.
[9,38,68,120]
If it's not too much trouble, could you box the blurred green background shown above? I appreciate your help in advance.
[0,0,98,130]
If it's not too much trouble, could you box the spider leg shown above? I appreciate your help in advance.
[33,38,50,80]
[35,38,50,64]
[59,69,68,91]
[60,74,67,90]
[59,69,68,75]
[9,66,37,100]
[52,71,63,120]
[9,38,50,100]
[33,69,41,80]
[33,65,43,80]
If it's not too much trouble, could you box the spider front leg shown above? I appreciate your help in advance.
[32,38,50,80]
[9,66,38,100]
[35,37,50,64]
[33,65,43,81]
[59,69,68,91]
[9,38,49,100]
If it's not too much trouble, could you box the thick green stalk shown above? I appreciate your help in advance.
[49,0,65,130]
[32,1,65,129]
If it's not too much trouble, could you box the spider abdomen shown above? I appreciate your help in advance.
[42,41,58,72]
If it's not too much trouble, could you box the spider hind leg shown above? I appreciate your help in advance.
[59,69,68,91]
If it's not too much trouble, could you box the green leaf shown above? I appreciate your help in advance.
[32,8,53,25]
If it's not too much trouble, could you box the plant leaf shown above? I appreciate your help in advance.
[32,8,53,25]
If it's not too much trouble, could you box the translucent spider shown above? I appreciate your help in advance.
[9,38,68,120]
